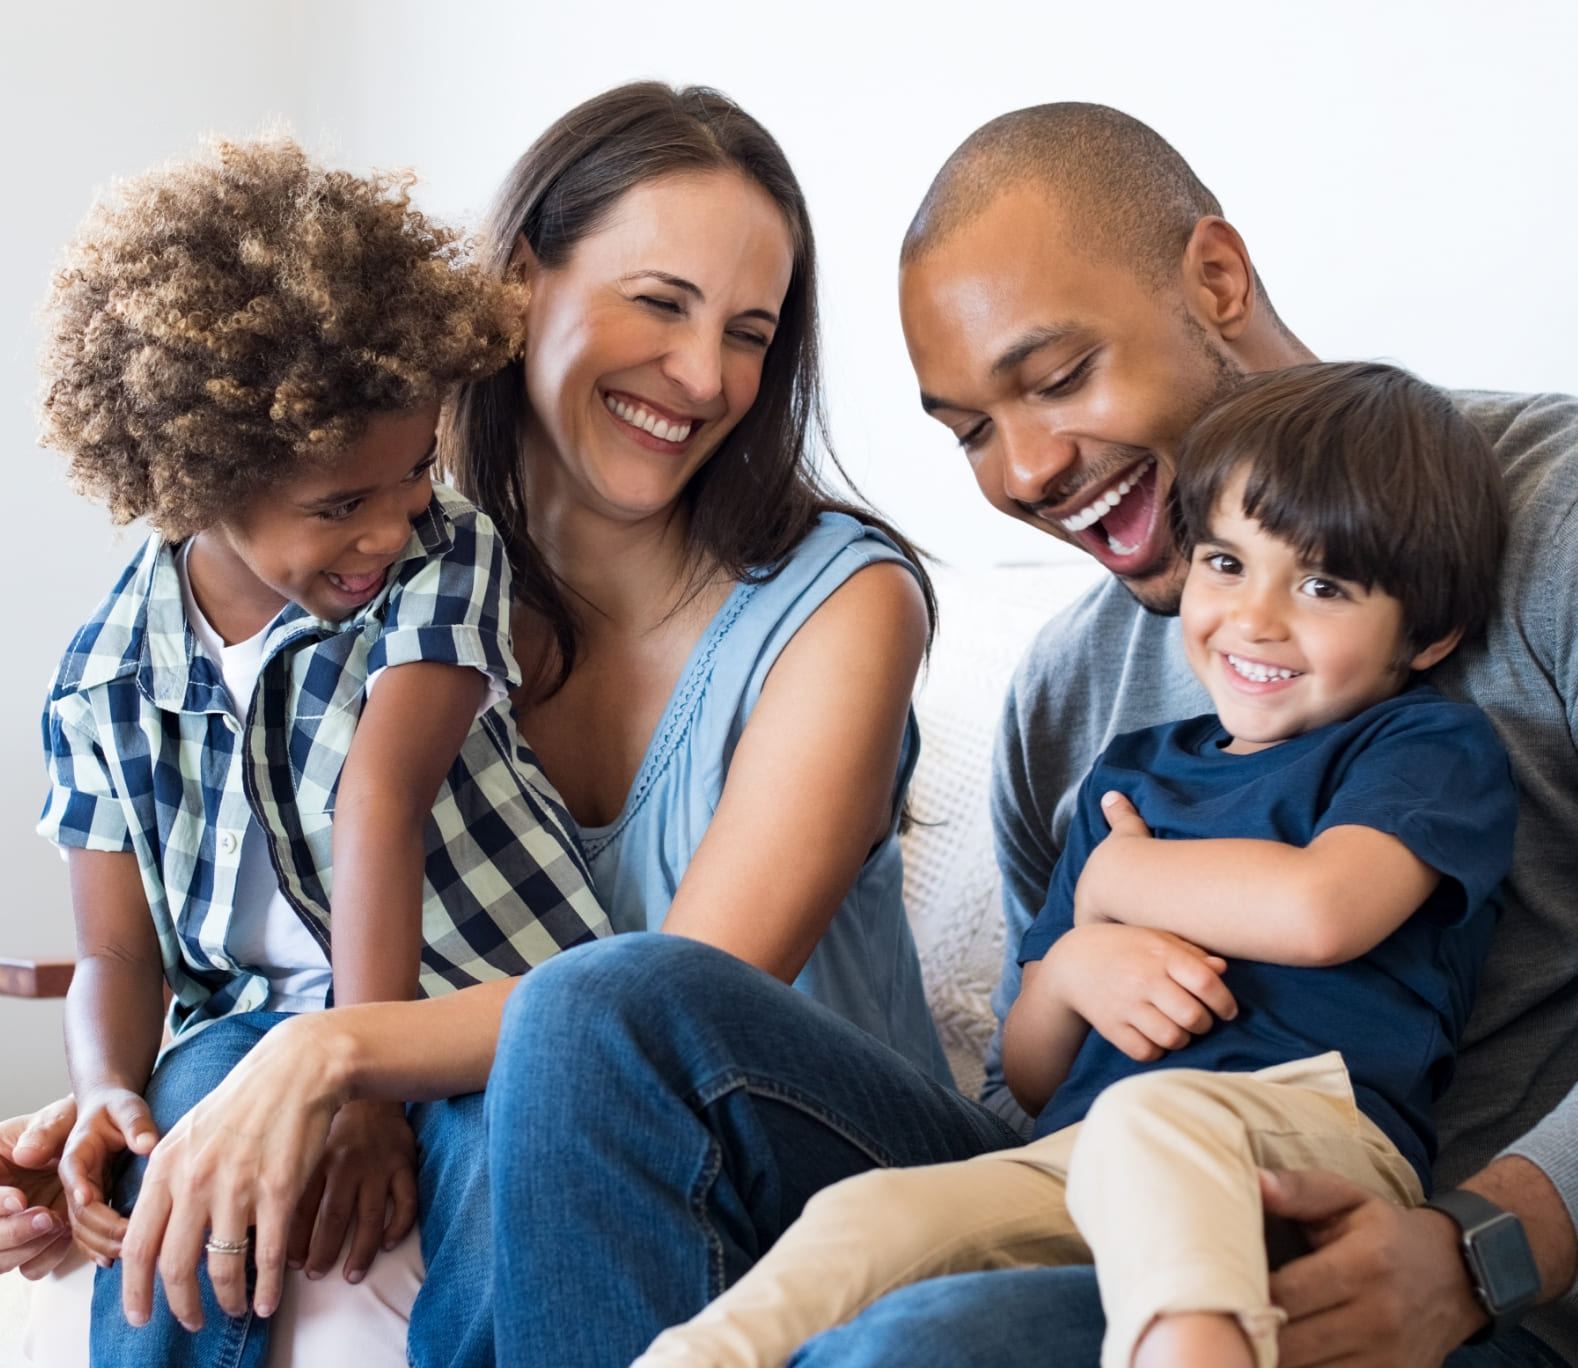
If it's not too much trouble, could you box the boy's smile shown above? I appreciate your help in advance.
[187,404,441,644]
[1180,474,1457,755]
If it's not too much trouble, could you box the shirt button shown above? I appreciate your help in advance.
[217,830,240,856]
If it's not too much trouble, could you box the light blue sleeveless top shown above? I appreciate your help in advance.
[577,512,951,1085]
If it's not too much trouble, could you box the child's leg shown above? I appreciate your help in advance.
[633,1127,1091,1368]
[405,1092,490,1368]
[1064,1054,1422,1368]
[90,1010,292,1368]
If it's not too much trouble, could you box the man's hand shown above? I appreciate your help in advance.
[1263,1168,1485,1367]
[1054,923,1236,1060]
[1073,791,1154,927]
[0,1099,75,1277]
[58,1086,159,1267]
[287,1099,417,1283]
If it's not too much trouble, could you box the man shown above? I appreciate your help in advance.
[813,103,1578,1367]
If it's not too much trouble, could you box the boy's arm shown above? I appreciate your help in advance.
[330,659,486,1003]
[57,848,165,1261]
[301,659,484,1279]
[1002,928,1237,1116]
[1075,791,1440,967]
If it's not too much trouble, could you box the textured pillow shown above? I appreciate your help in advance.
[902,559,1103,1099]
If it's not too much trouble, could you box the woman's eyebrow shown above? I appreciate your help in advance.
[621,270,779,325]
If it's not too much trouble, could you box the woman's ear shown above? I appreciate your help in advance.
[507,232,541,286]
[1409,626,1464,673]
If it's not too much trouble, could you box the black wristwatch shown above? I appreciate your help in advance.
[1422,1188,1541,1342]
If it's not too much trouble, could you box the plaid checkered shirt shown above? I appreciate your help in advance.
[39,482,610,1043]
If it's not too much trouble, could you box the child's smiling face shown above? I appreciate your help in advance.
[187,404,440,643]
[1180,473,1460,754]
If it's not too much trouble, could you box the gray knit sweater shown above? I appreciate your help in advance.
[985,391,1578,1363]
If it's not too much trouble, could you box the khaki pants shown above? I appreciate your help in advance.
[632,1053,1423,1368]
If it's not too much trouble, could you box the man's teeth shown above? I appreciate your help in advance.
[1058,458,1155,534]
[604,394,695,443]
[1227,654,1302,683]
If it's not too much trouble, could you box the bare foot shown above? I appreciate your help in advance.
[1132,1311,1255,1368]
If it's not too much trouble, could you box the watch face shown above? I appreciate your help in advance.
[1469,1212,1542,1314]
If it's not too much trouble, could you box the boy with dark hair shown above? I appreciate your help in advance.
[34,134,608,1366]
[634,362,1519,1368]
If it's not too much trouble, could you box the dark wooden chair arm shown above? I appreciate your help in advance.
[0,957,75,998]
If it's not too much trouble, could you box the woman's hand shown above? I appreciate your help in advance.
[119,1012,351,1329]
[0,1098,75,1277]
[57,1084,159,1266]
[1052,923,1237,1060]
[287,1099,418,1282]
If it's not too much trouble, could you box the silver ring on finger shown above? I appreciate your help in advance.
[204,1235,250,1256]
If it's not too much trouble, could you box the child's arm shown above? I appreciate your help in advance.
[56,848,164,1265]
[1075,791,1441,967]
[299,658,484,1279]
[330,659,486,1004]
[1003,926,1236,1116]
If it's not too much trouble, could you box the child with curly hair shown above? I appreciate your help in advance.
[634,362,1522,1368]
[35,134,609,1367]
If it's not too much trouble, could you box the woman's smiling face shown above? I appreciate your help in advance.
[516,170,795,527]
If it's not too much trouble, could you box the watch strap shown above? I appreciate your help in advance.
[1423,1188,1540,1343]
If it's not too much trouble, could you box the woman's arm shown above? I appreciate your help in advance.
[658,561,928,982]
[118,977,513,1327]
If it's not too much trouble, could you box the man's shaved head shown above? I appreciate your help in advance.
[903,103,1223,290]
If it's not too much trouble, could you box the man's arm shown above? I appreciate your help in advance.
[1075,793,1440,966]
[1266,1139,1578,1367]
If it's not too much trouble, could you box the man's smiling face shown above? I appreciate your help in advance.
[899,186,1241,614]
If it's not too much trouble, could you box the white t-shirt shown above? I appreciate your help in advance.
[177,545,333,1012]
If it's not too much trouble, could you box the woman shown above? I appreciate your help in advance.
[2,81,950,1363]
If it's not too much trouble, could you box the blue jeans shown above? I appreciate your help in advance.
[485,935,1570,1368]
[787,1267,1567,1366]
[484,935,1021,1368]
[90,1010,493,1367]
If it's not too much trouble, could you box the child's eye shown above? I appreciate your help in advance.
[316,500,360,522]
[405,455,437,484]
[1202,552,1242,576]
[1300,576,1346,600]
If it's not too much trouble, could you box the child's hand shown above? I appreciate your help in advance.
[287,1099,417,1283]
[1050,923,1237,1060]
[0,1099,75,1277]
[57,1087,158,1267]
[1073,791,1154,927]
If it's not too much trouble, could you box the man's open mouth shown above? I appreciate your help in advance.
[1057,458,1158,559]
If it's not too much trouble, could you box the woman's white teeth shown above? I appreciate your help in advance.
[1058,458,1155,534]
[1228,654,1301,683]
[605,394,694,442]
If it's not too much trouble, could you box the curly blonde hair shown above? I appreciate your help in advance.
[39,134,524,538]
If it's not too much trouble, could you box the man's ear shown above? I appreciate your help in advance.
[1409,626,1464,673]
[1182,217,1256,343]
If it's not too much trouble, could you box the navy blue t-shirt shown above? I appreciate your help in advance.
[1018,686,1517,1186]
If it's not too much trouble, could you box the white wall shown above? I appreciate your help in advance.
[3,0,1575,1107]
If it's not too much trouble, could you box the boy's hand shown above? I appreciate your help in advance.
[0,1099,75,1277]
[1050,923,1237,1060]
[57,1086,158,1267]
[287,1099,417,1283]
[1073,791,1154,927]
